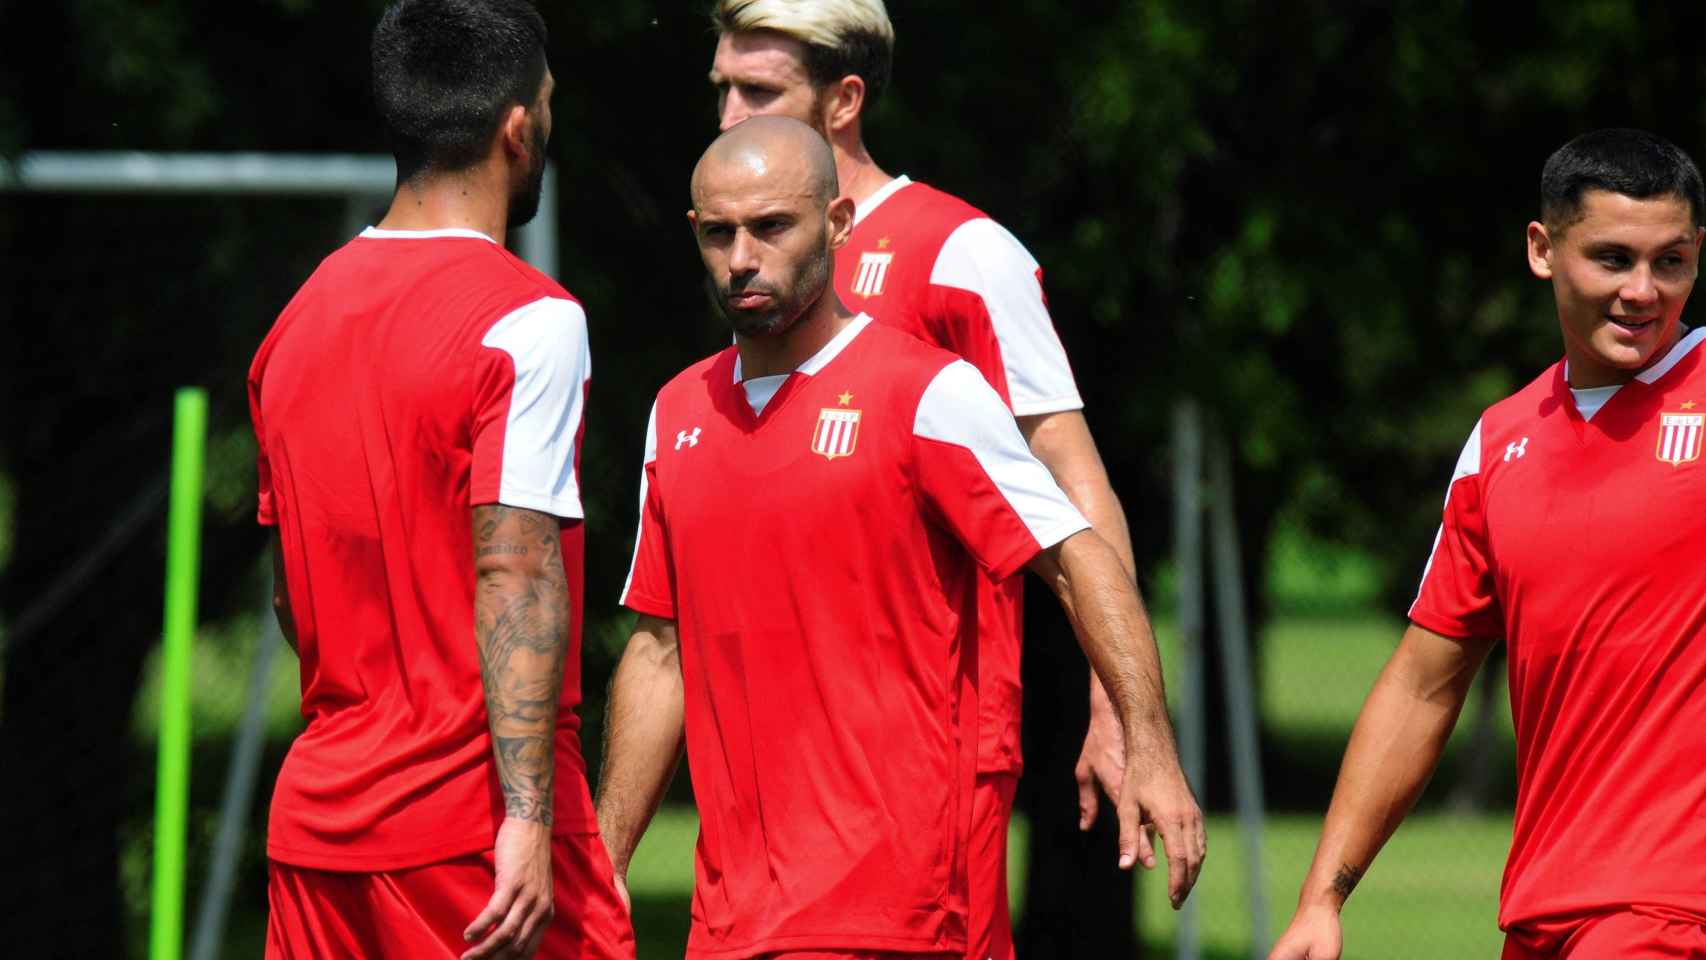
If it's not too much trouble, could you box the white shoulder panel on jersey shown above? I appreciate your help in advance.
[930,218,1083,417]
[1447,418,1483,496]
[1411,417,1483,611]
[914,359,1090,549]
[480,296,590,519]
[619,401,660,606]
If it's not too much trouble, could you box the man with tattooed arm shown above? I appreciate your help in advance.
[246,2,631,957]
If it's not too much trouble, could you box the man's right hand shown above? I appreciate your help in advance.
[1268,905,1343,960]
[1116,751,1206,909]
[462,816,554,960]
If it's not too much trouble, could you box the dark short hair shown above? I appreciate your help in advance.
[1541,128,1706,232]
[372,0,547,182]
[798,29,891,105]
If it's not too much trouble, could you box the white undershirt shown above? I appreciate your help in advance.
[1570,385,1621,422]
[741,374,790,415]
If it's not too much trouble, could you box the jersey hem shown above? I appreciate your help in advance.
[1009,395,1085,417]
[266,814,600,872]
[622,594,676,620]
[1406,608,1484,641]
[686,931,961,960]
[486,487,585,520]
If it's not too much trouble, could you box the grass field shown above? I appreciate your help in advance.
[123,607,1519,958]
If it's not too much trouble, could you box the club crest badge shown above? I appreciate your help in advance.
[1656,411,1703,466]
[851,251,893,297]
[812,406,861,460]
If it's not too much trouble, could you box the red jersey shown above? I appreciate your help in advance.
[249,227,597,871]
[1410,327,1706,931]
[621,316,1088,958]
[833,176,1082,774]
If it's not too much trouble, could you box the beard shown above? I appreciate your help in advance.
[506,119,547,228]
[707,238,834,339]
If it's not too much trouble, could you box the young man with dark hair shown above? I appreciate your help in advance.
[250,2,632,957]
[699,5,1184,953]
[595,115,1202,960]
[1271,128,1706,960]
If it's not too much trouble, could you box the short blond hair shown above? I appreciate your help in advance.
[712,0,895,103]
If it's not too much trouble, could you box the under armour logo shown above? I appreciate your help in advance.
[675,428,701,450]
[1504,438,1528,461]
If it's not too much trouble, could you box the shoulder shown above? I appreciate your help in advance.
[655,347,737,407]
[860,319,964,375]
[1479,360,1566,438]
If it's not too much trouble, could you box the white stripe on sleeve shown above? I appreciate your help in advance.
[931,218,1083,417]
[619,401,659,605]
[914,360,1090,549]
[480,297,590,518]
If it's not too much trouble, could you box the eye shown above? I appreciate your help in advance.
[1596,252,1631,269]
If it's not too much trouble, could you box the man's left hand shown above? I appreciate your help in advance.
[1115,752,1205,909]
[1075,676,1126,829]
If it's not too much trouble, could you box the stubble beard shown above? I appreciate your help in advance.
[507,120,547,229]
[710,237,833,340]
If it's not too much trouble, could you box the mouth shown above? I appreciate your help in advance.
[726,290,774,310]
[1607,315,1658,334]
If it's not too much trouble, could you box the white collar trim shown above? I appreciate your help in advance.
[1637,325,1706,384]
[853,175,912,226]
[733,313,874,382]
[359,226,497,243]
[1561,325,1705,388]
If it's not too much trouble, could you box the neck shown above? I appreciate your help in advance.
[735,292,857,379]
[1564,322,1686,389]
[375,165,509,241]
[830,131,892,208]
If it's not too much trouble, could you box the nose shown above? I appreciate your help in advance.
[728,229,760,276]
[1621,264,1659,308]
[719,93,747,132]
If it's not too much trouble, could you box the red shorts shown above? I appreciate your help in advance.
[1502,907,1706,959]
[265,831,634,959]
[966,772,1018,960]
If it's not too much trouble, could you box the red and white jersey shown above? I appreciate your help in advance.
[621,316,1088,958]
[1410,327,1706,931]
[249,227,597,871]
[834,175,1083,774]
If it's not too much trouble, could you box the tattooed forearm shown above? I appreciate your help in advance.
[1331,863,1365,901]
[473,504,569,826]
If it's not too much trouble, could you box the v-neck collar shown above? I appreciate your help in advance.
[853,176,913,226]
[729,314,873,426]
[1557,325,1706,426]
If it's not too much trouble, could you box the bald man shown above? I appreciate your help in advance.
[594,117,1201,960]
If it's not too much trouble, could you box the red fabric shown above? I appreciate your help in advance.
[965,773,1017,960]
[623,322,1073,958]
[265,832,635,959]
[249,232,596,870]
[833,182,1075,775]
[1501,907,1706,959]
[1410,340,1706,928]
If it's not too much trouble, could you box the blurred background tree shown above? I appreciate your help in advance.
[3,1,1705,956]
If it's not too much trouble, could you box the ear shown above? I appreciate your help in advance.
[826,195,855,251]
[499,103,530,161]
[821,75,865,137]
[1526,221,1555,280]
[686,209,700,238]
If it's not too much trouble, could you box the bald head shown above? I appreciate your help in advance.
[692,115,839,209]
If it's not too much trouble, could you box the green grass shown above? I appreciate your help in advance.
[126,608,1517,958]
[623,807,1509,959]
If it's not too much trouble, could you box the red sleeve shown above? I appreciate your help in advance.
[911,361,1089,581]
[621,403,676,618]
[248,360,276,527]
[1408,420,1502,638]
